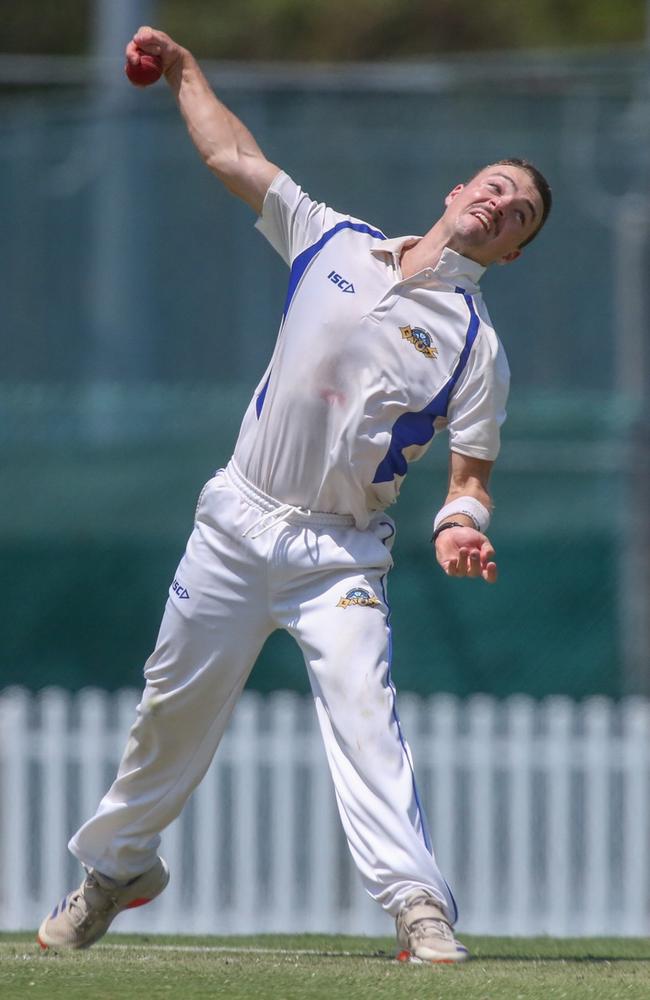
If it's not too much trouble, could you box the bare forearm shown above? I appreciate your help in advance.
[167,51,266,195]
[127,27,279,212]
[432,451,498,582]
[442,453,493,516]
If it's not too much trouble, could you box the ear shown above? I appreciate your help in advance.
[444,183,465,207]
[497,248,522,265]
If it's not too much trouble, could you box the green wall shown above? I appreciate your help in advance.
[0,58,646,696]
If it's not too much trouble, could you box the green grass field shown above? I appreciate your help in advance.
[2,932,650,1000]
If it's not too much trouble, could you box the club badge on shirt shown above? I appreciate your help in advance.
[400,325,439,360]
[337,587,380,609]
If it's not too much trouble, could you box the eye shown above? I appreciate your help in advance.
[487,182,500,192]
[515,210,525,225]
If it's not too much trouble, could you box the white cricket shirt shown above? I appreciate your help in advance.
[232,172,510,529]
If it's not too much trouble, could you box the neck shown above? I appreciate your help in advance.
[400,220,488,278]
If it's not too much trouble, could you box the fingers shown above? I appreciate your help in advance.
[480,540,497,583]
[443,547,498,584]
[445,547,480,577]
[483,560,498,584]
[133,26,163,54]
[435,530,498,584]
[125,39,141,66]
[126,26,182,76]
[126,30,160,68]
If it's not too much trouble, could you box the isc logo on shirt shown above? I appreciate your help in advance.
[327,270,355,294]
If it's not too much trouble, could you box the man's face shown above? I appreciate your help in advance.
[442,165,544,265]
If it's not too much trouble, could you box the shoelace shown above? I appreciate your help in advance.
[68,874,120,926]
[400,894,454,942]
[408,917,454,943]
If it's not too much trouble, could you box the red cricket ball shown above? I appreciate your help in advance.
[125,52,163,87]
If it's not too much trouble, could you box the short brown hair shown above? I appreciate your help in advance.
[476,158,552,247]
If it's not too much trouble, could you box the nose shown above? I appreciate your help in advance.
[487,195,505,217]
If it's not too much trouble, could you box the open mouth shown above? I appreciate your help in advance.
[470,209,495,234]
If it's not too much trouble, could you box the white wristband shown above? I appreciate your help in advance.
[433,496,490,534]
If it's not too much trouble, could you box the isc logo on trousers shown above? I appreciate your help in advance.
[337,587,380,608]
[172,579,190,599]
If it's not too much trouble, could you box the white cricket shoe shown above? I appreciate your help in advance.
[37,857,169,950]
[395,891,469,964]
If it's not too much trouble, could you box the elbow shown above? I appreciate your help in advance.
[204,147,238,181]
[204,149,255,198]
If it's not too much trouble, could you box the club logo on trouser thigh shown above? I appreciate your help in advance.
[337,587,380,608]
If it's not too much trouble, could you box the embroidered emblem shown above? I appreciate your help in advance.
[400,325,438,359]
[337,587,380,609]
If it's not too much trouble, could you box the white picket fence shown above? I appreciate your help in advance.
[1,687,649,937]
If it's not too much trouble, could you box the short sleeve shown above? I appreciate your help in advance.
[446,327,510,462]
[255,171,351,267]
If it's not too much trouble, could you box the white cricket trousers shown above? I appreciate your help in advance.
[69,461,457,921]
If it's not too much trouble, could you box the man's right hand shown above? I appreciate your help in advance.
[124,25,280,214]
[126,26,185,81]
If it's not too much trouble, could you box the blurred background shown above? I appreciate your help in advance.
[1,0,648,699]
[1,0,650,937]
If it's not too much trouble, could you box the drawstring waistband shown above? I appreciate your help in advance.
[241,503,296,539]
[224,460,356,538]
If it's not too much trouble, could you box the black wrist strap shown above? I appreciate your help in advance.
[432,521,466,544]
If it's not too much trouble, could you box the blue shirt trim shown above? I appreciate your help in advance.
[372,289,480,484]
[256,220,386,419]
[282,220,386,319]
[255,373,271,418]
